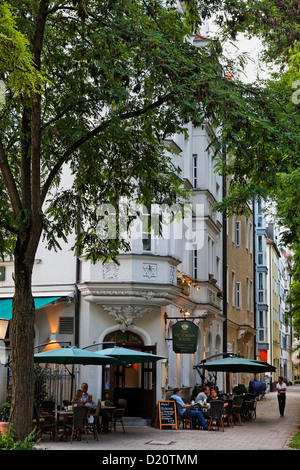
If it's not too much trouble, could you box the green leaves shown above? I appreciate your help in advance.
[0,1,45,98]
[1,0,299,269]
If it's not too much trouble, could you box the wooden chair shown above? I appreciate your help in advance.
[208,400,225,432]
[41,400,55,415]
[232,396,243,426]
[65,406,89,443]
[33,405,58,440]
[110,399,127,433]
[223,400,234,428]
[91,404,101,440]
[177,410,193,429]
[243,393,257,419]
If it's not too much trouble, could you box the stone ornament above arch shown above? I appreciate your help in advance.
[103,305,152,332]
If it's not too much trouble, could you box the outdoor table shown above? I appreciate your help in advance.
[56,410,74,441]
[56,406,116,440]
[196,403,210,415]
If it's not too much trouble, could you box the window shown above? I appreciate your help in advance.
[257,235,264,265]
[193,246,197,279]
[192,154,197,188]
[104,330,143,345]
[235,221,241,246]
[236,282,241,309]
[258,272,264,303]
[257,197,263,214]
[232,272,235,306]
[142,206,151,251]
[258,310,267,342]
[246,277,250,311]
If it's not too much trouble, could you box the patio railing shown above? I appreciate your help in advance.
[35,364,79,408]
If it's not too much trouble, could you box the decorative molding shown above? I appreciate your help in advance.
[78,283,181,307]
[169,265,176,284]
[237,325,256,340]
[103,305,152,332]
[82,289,174,299]
[208,289,217,304]
[142,263,157,279]
[103,262,119,279]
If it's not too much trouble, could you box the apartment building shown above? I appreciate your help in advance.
[226,209,256,389]
[254,198,294,389]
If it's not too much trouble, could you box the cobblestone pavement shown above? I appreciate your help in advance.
[37,384,300,451]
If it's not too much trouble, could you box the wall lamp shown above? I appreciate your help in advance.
[164,311,204,326]
[0,318,9,340]
[177,271,200,290]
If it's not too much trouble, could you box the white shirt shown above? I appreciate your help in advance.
[276,381,286,395]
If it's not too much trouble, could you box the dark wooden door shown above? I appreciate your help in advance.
[101,342,157,419]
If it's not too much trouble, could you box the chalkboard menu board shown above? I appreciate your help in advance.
[155,400,177,429]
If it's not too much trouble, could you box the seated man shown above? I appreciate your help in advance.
[171,388,208,430]
[195,386,210,403]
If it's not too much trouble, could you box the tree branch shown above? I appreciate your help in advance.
[0,139,22,217]
[41,92,172,204]
[21,102,32,210]
[31,0,49,219]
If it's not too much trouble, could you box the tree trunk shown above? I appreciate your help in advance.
[10,252,35,441]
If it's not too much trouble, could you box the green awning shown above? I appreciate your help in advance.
[0,297,61,320]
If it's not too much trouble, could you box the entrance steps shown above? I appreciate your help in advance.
[123,417,149,426]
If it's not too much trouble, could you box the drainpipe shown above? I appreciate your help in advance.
[74,201,81,347]
[74,255,80,347]
[222,141,228,393]
[269,242,273,388]
[222,143,227,355]
[253,200,256,360]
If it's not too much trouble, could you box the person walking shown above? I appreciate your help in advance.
[276,376,287,417]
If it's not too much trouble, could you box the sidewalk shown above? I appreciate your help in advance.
[37,384,300,451]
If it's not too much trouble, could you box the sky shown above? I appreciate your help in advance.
[204,19,270,83]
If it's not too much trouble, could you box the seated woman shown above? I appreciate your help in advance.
[71,389,84,406]
[207,388,228,407]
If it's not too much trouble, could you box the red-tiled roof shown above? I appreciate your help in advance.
[194,31,208,41]
[225,72,233,81]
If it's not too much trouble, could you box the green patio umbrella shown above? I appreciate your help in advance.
[94,346,167,364]
[196,356,276,373]
[34,346,120,366]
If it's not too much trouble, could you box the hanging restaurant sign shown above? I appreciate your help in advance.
[172,320,198,354]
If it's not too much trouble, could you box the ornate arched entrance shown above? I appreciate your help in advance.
[102,330,157,419]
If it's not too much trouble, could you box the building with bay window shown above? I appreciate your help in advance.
[0,121,225,417]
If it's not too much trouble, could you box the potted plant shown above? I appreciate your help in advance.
[0,399,11,436]
[208,274,217,284]
[232,384,248,396]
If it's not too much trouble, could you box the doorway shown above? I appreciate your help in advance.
[102,330,156,419]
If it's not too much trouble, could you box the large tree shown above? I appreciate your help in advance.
[1,0,299,440]
[0,0,230,440]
